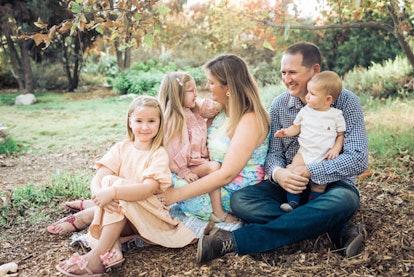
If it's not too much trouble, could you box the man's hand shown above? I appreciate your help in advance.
[273,167,309,194]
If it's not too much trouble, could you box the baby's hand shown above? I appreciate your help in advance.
[274,129,287,138]
[324,148,340,160]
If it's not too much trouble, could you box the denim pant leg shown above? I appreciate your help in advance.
[231,181,360,255]
[231,179,287,223]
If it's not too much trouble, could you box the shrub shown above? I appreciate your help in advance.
[112,68,165,96]
[32,62,67,90]
[112,60,206,95]
[343,56,413,99]
[0,136,22,155]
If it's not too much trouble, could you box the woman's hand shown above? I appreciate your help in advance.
[158,187,180,206]
[274,167,309,194]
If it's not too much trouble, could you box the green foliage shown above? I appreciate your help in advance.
[252,61,281,87]
[83,55,119,78]
[32,62,67,90]
[111,60,205,95]
[319,28,402,76]
[0,173,91,228]
[0,136,22,155]
[112,68,164,96]
[343,56,413,98]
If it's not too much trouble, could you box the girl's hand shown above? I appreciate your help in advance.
[102,200,120,214]
[185,172,199,183]
[158,187,180,206]
[92,187,115,208]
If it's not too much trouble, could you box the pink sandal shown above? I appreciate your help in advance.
[55,253,102,276]
[47,214,81,235]
[100,249,125,269]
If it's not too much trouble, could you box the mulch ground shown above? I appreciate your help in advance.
[0,146,413,276]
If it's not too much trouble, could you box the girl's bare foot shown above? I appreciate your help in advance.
[47,208,93,235]
[210,212,240,224]
[62,199,95,213]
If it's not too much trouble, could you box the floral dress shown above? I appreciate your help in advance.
[173,111,269,220]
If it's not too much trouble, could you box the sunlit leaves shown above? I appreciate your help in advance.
[70,2,81,13]
[263,40,275,51]
[34,18,47,29]
[157,5,171,17]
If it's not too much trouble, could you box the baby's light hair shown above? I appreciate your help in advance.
[126,95,164,151]
[310,71,343,101]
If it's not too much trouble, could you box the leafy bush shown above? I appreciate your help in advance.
[0,136,22,155]
[112,60,205,95]
[252,62,280,87]
[83,55,119,78]
[32,62,67,90]
[112,68,165,96]
[343,56,413,98]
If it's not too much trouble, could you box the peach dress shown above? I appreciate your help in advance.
[88,139,196,248]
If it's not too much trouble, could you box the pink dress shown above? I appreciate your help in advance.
[88,139,196,248]
[165,99,220,178]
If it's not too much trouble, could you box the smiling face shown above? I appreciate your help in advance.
[128,106,161,149]
[280,53,317,103]
[205,70,228,106]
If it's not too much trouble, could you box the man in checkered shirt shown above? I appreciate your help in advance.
[197,42,369,263]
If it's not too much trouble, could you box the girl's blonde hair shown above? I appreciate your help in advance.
[126,95,164,151]
[158,72,194,144]
[204,54,270,137]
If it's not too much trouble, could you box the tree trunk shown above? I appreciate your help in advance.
[115,40,124,71]
[70,35,82,91]
[18,39,34,94]
[62,37,74,91]
[388,2,414,70]
[5,35,24,91]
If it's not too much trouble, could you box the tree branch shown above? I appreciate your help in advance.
[263,20,396,35]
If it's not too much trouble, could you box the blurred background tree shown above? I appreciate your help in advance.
[0,0,412,94]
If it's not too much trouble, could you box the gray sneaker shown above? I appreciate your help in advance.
[337,224,365,258]
[196,228,234,264]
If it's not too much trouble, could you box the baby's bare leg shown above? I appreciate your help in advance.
[190,161,221,178]
[310,182,327,193]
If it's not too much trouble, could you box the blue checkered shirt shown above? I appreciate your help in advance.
[265,89,369,187]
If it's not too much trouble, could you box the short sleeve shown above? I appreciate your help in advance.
[335,110,346,133]
[142,147,173,192]
[96,142,122,174]
[293,108,305,126]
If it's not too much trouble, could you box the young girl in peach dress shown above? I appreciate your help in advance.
[55,95,196,276]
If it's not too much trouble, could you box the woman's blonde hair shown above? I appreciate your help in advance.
[204,54,270,137]
[126,95,164,151]
[158,72,194,144]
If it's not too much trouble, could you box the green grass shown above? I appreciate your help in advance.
[0,92,132,153]
[0,172,91,227]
